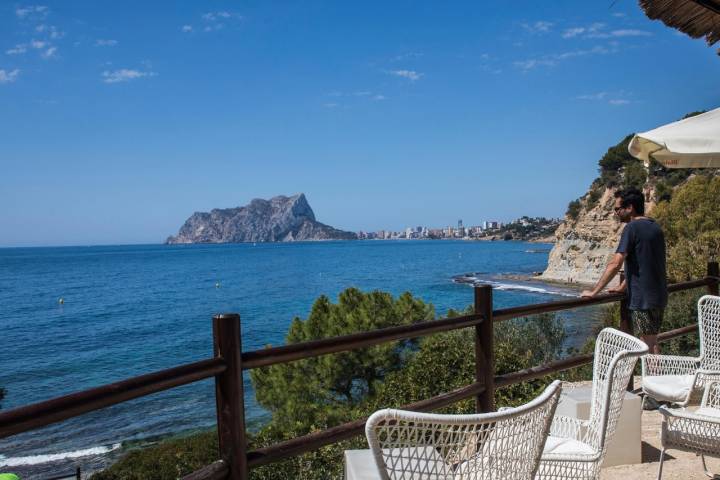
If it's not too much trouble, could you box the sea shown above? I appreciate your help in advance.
[0,240,603,478]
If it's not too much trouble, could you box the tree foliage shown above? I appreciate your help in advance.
[250,288,434,431]
[654,176,720,281]
[95,291,569,480]
[566,199,581,220]
[91,431,219,480]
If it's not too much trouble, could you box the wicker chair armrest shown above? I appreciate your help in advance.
[642,354,700,377]
[701,380,720,409]
[559,381,586,390]
[659,405,720,425]
[540,451,602,463]
[548,414,587,441]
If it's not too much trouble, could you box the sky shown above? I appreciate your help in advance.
[1,1,719,247]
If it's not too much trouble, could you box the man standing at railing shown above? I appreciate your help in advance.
[581,187,667,355]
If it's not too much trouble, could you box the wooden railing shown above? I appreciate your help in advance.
[0,262,718,480]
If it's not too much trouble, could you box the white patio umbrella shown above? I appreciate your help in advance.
[628,107,720,168]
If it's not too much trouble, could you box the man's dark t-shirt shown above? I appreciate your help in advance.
[616,218,667,310]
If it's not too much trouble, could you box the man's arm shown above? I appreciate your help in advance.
[581,253,626,297]
[608,278,627,294]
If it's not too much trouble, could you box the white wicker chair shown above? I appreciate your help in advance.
[657,381,720,479]
[536,328,648,480]
[642,295,720,406]
[365,380,562,479]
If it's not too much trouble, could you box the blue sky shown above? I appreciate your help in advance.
[1,1,719,247]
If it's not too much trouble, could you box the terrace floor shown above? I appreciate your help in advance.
[602,408,720,480]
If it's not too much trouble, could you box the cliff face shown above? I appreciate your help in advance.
[541,114,711,285]
[540,188,622,284]
[166,194,357,244]
[541,187,656,285]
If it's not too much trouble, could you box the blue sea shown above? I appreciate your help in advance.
[0,240,600,478]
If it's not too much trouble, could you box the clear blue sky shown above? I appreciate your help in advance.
[1,1,719,247]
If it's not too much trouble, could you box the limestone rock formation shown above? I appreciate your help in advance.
[166,194,357,244]
[541,187,657,285]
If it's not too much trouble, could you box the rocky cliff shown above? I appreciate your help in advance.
[541,188,624,284]
[166,194,357,244]
[540,132,670,285]
[541,179,657,285]
[541,113,714,285]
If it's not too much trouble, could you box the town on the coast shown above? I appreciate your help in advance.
[357,216,561,241]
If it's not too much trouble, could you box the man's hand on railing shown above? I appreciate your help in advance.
[608,280,626,294]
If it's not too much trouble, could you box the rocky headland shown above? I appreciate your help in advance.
[541,187,631,285]
[166,194,357,244]
[539,131,694,286]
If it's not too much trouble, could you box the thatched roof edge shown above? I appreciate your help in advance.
[639,0,720,52]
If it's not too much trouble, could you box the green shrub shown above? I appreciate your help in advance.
[654,176,720,282]
[91,431,219,480]
[566,199,582,220]
[654,181,672,203]
[598,135,634,187]
[585,188,602,211]
[623,161,647,190]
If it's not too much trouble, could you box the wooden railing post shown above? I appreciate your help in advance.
[474,285,495,412]
[708,261,719,296]
[617,272,634,391]
[213,313,248,480]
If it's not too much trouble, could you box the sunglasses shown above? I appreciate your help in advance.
[614,206,626,212]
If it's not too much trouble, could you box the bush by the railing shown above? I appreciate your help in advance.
[90,430,218,480]
[93,292,568,480]
[250,288,435,432]
[654,175,720,283]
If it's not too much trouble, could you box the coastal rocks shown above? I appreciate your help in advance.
[166,193,357,244]
[541,188,623,285]
[541,186,657,285]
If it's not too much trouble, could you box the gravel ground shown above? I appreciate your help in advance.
[601,406,720,479]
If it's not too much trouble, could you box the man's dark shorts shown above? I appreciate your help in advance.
[631,308,664,336]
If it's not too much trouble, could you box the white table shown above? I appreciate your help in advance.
[555,385,642,467]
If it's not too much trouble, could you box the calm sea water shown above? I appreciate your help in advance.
[0,240,599,478]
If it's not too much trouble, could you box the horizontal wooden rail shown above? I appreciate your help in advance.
[658,323,698,342]
[493,292,623,322]
[181,460,230,480]
[667,277,715,293]
[495,353,595,388]
[240,277,714,373]
[246,381,486,467]
[493,277,714,323]
[241,313,483,370]
[0,357,226,439]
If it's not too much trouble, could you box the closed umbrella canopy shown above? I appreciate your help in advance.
[628,108,720,168]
